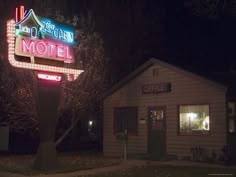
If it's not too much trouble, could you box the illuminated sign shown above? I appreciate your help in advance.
[37,73,62,82]
[15,9,74,44]
[15,37,73,63]
[41,19,74,43]
[15,6,25,22]
[7,6,83,81]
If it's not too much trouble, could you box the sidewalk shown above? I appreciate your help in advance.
[0,171,25,177]
[146,160,236,169]
[0,160,146,177]
[0,159,235,177]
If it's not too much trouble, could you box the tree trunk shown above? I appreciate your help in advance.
[55,115,80,146]
[33,78,61,171]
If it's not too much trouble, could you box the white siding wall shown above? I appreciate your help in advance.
[103,63,226,158]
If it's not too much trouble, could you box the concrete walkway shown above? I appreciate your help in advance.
[0,160,146,177]
[147,160,236,169]
[0,171,25,177]
[35,160,146,177]
[0,160,235,177]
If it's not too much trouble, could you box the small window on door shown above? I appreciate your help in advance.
[114,107,137,135]
[150,109,164,121]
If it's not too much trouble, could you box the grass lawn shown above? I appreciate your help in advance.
[0,151,121,176]
[86,165,236,177]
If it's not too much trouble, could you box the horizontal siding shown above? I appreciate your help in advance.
[103,63,226,158]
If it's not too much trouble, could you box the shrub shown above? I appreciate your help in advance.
[190,146,205,162]
[218,145,236,166]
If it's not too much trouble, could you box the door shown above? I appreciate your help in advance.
[148,106,166,156]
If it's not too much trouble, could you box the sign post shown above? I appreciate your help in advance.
[7,6,83,170]
[33,78,61,170]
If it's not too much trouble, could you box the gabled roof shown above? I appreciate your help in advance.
[103,58,227,99]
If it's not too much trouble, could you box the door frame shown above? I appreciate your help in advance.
[147,105,167,154]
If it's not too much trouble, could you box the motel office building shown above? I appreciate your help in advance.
[103,58,236,159]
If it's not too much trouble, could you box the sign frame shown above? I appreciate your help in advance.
[7,7,83,81]
[142,83,172,94]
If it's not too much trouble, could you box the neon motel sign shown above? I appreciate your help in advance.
[7,6,83,81]
[15,37,73,62]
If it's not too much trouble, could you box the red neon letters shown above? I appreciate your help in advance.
[15,37,74,63]
[37,73,62,82]
[15,6,25,22]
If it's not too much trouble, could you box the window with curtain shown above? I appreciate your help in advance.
[179,105,210,135]
[114,107,137,134]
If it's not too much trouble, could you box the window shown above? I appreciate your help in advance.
[114,107,137,134]
[150,109,164,121]
[228,102,236,133]
[179,105,210,135]
[153,68,159,76]
[228,102,235,117]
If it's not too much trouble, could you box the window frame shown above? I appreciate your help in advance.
[178,104,211,136]
[227,101,236,133]
[113,106,138,136]
[152,68,159,76]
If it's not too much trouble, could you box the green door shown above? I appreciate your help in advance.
[148,106,166,157]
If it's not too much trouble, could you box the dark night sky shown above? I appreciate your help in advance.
[1,1,235,152]
[1,0,236,80]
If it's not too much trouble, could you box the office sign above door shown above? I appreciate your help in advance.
[142,83,171,94]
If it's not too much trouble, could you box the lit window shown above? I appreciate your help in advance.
[179,105,210,135]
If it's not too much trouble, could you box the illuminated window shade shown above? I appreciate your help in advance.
[179,105,210,135]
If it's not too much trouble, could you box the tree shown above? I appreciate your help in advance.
[0,57,37,137]
[183,0,236,18]
[183,0,224,18]
[56,11,109,146]
[0,8,108,148]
